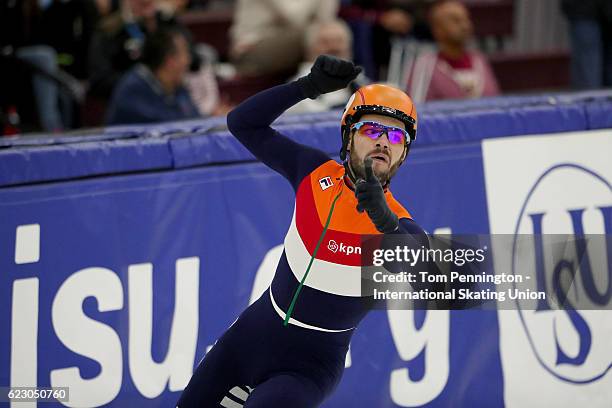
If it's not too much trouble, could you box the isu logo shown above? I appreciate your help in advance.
[513,163,612,383]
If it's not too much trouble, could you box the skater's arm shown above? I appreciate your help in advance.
[226,55,361,190]
[226,81,330,189]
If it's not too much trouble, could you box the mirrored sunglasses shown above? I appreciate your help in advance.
[351,121,410,145]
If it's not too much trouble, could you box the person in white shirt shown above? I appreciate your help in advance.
[229,0,339,76]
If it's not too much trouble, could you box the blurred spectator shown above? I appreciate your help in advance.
[229,0,339,76]
[158,0,190,14]
[184,44,225,116]
[304,20,353,63]
[39,0,101,80]
[88,0,199,100]
[561,0,612,89]
[0,0,66,132]
[95,0,121,16]
[339,0,432,79]
[287,20,368,113]
[405,0,499,102]
[105,27,200,124]
[157,0,224,116]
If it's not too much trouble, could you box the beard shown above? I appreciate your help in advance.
[349,147,403,186]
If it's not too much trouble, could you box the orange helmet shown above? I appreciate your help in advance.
[340,84,417,161]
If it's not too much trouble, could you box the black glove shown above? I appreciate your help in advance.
[355,158,399,233]
[296,55,362,99]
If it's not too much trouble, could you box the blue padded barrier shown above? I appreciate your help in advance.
[584,98,612,130]
[0,137,172,186]
[1,90,610,187]
[1,89,611,408]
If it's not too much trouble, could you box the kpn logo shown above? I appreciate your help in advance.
[513,163,612,383]
[327,239,361,255]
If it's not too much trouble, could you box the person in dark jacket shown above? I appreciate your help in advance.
[88,0,198,100]
[105,26,200,125]
[561,0,612,88]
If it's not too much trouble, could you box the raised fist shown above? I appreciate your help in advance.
[297,55,362,99]
[355,157,399,233]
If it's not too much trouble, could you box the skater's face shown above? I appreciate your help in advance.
[349,114,407,185]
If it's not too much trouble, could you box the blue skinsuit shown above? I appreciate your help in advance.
[177,81,427,408]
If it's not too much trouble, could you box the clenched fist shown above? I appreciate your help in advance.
[296,55,362,99]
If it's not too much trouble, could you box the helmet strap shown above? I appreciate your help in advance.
[339,115,354,161]
[341,130,359,186]
[343,155,359,186]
